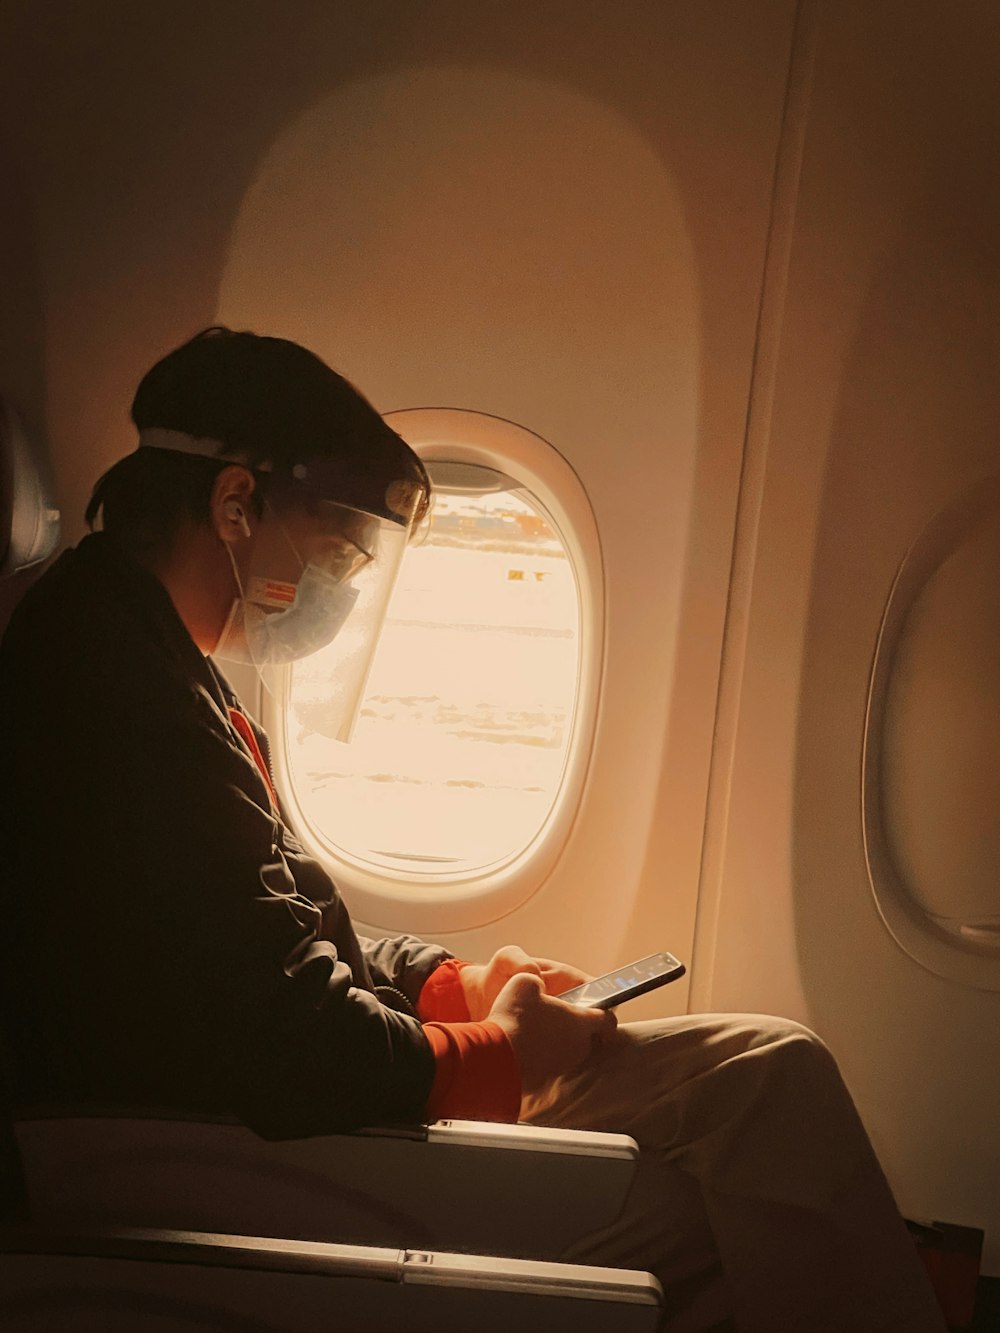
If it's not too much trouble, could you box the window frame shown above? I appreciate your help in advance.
[262,407,605,934]
[861,472,1000,991]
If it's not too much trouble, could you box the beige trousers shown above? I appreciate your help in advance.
[520,1013,946,1333]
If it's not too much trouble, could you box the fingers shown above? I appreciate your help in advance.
[535,957,590,978]
[502,972,616,1030]
[491,945,542,980]
[538,964,592,995]
[501,971,546,1003]
[490,971,619,1093]
[465,948,546,1020]
[571,999,618,1032]
[492,949,591,1001]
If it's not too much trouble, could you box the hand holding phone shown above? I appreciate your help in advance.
[557,951,686,1010]
[488,972,618,1096]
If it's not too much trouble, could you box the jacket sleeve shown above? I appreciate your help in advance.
[234,699,455,1009]
[147,686,440,1137]
[276,821,455,1008]
[357,934,455,1007]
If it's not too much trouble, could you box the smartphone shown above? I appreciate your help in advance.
[557,951,686,1010]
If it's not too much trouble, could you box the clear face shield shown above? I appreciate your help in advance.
[215,470,423,742]
[134,427,425,743]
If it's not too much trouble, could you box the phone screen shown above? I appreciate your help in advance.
[559,952,685,1009]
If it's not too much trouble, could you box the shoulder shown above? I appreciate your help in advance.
[1,533,212,721]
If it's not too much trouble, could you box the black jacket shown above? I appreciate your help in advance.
[0,533,448,1137]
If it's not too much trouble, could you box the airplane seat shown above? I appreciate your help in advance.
[0,394,60,642]
[0,394,59,579]
[1,1048,663,1332]
[12,1104,643,1260]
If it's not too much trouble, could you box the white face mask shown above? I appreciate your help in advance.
[211,494,412,740]
[215,549,359,666]
[243,564,360,665]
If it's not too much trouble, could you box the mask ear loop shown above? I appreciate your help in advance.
[214,510,296,705]
[213,541,276,701]
[224,539,247,601]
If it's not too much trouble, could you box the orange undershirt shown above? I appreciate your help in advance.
[228,708,279,811]
[229,707,522,1123]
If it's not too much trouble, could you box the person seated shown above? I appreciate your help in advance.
[0,328,945,1332]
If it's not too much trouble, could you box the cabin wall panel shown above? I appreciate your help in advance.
[698,0,1000,1267]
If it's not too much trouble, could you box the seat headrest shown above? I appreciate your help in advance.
[0,395,60,576]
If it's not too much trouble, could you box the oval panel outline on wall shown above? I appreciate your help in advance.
[862,472,1000,991]
[264,407,605,934]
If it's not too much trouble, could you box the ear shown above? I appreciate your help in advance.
[210,465,257,544]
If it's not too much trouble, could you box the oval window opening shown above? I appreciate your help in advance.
[285,461,582,878]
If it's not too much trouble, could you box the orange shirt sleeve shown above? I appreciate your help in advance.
[423,1020,522,1122]
[418,960,521,1120]
[416,958,473,1022]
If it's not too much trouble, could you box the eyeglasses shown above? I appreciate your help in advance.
[310,531,374,582]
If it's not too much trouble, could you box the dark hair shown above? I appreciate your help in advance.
[87,327,430,557]
[85,451,236,561]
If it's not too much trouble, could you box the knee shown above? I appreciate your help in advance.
[744,1014,844,1087]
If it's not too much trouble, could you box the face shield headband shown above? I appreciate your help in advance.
[137,427,426,741]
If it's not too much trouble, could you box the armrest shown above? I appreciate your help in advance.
[14,1107,639,1258]
[0,1225,663,1333]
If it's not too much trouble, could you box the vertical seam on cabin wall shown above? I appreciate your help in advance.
[688,0,822,1010]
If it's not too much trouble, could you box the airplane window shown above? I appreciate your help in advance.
[282,459,583,880]
[863,473,1000,991]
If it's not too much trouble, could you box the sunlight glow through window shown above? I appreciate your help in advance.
[285,475,581,875]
